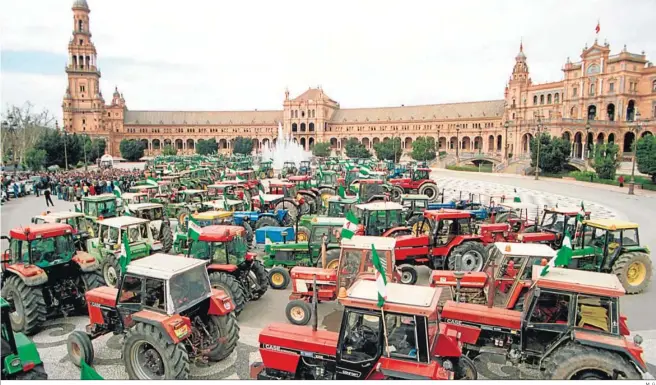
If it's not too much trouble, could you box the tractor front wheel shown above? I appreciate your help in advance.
[123,322,190,380]
[67,331,95,367]
[542,342,640,380]
[102,255,122,288]
[208,272,247,316]
[612,251,652,294]
[285,300,312,326]
[454,356,477,380]
[1,276,46,335]
[255,216,278,230]
[390,186,404,202]
[398,264,418,285]
[160,221,173,252]
[205,313,240,362]
[77,270,106,313]
[268,267,291,290]
[418,183,439,202]
[448,242,487,272]
[250,260,269,299]
[296,226,311,242]
[316,248,341,270]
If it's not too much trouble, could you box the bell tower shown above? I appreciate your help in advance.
[62,0,105,134]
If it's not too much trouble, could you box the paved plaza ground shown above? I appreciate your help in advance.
[1,169,654,379]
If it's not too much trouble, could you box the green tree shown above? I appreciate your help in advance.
[83,137,107,162]
[411,137,437,161]
[196,138,219,155]
[345,138,371,158]
[312,142,332,157]
[593,143,619,180]
[24,148,47,171]
[161,144,177,156]
[33,130,84,169]
[373,138,403,161]
[636,134,656,183]
[120,139,145,161]
[233,136,253,155]
[530,134,572,173]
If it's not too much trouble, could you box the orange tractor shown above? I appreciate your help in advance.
[66,254,239,379]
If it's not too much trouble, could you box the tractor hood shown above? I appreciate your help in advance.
[441,301,522,331]
[395,234,430,248]
[124,242,150,258]
[265,241,309,253]
[259,323,338,372]
[388,177,411,184]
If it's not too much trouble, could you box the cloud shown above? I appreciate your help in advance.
[1,0,655,123]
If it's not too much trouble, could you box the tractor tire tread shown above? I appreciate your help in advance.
[123,322,190,380]
[448,242,487,272]
[160,221,173,252]
[611,251,652,294]
[206,313,240,361]
[2,275,46,335]
[542,342,641,380]
[251,260,269,299]
[208,271,247,316]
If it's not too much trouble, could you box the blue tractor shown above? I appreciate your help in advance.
[232,209,292,231]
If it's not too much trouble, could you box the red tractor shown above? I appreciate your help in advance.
[388,168,440,202]
[1,224,105,335]
[266,181,306,218]
[251,279,477,380]
[431,242,556,310]
[285,236,398,325]
[440,266,649,380]
[394,210,489,284]
[66,253,239,379]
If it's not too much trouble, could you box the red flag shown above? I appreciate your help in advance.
[595,21,600,34]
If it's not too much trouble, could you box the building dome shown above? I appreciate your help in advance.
[72,0,89,10]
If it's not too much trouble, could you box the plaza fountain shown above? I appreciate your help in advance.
[261,122,311,169]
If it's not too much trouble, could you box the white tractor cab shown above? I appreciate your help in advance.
[30,211,95,249]
[99,154,113,169]
[129,184,161,200]
[121,192,149,205]
[125,203,173,252]
[205,198,246,212]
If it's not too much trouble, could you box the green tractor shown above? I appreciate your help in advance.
[571,219,652,294]
[295,196,358,240]
[262,217,346,290]
[165,189,210,227]
[86,216,159,287]
[126,203,173,252]
[1,297,47,380]
[258,160,275,179]
[279,161,298,179]
[77,194,119,233]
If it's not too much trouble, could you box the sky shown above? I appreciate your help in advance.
[1,0,655,123]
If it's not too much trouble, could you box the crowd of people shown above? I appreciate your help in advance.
[2,167,144,206]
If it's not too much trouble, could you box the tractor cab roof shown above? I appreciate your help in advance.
[494,242,556,258]
[127,203,164,211]
[543,207,590,216]
[130,185,158,191]
[83,193,117,201]
[178,189,206,195]
[310,217,347,226]
[269,181,295,187]
[214,180,246,186]
[414,167,432,172]
[355,202,403,211]
[122,192,149,199]
[423,209,473,220]
[401,194,429,200]
[205,199,244,208]
[127,253,208,280]
[98,216,149,228]
[358,179,384,185]
[39,211,85,220]
[341,235,395,251]
[532,266,625,298]
[9,223,74,241]
[287,175,311,182]
[341,279,440,317]
[197,225,245,242]
[328,196,358,204]
[192,210,233,220]
[583,219,638,230]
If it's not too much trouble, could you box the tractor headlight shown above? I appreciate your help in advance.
[10,358,21,367]
[224,300,232,310]
[634,334,643,346]
[442,359,453,371]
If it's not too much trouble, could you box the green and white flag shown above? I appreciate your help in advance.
[113,185,122,198]
[317,166,324,182]
[236,175,245,182]
[341,210,359,239]
[80,359,104,380]
[146,177,159,187]
[371,244,387,307]
[338,186,346,199]
[119,231,132,274]
[258,184,266,207]
[540,231,573,276]
[576,201,586,222]
[513,188,521,203]
[359,165,371,177]
[188,215,202,241]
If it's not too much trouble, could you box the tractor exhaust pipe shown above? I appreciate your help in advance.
[487,257,496,308]
[312,274,319,332]
[453,271,464,303]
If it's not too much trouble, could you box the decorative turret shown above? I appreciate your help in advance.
[512,41,529,82]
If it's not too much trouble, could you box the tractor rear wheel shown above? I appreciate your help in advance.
[455,356,477,380]
[1,276,46,335]
[316,248,341,270]
[299,201,311,216]
[250,260,269,299]
[542,342,641,380]
[285,300,312,326]
[102,254,121,288]
[295,226,311,242]
[268,267,291,290]
[209,272,247,316]
[255,216,278,230]
[67,330,95,367]
[177,208,192,232]
[13,364,47,380]
[77,270,105,313]
[398,264,418,285]
[612,252,652,294]
[123,322,190,380]
[448,242,487,272]
[418,183,439,202]
[390,186,404,202]
[408,215,431,235]
[276,201,299,221]
[205,313,240,362]
[241,221,254,247]
[160,221,173,252]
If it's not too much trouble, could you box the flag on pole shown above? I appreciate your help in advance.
[371,244,387,307]
[540,231,573,276]
[513,188,521,203]
[258,184,266,207]
[80,360,104,380]
[595,20,600,34]
[338,186,346,199]
[188,215,202,241]
[118,231,132,273]
[576,201,586,222]
[359,165,371,177]
[113,185,122,199]
[236,175,245,182]
[341,210,359,239]
[146,177,159,187]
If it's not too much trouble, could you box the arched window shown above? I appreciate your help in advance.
[540,95,544,105]
[78,20,83,32]
[292,123,298,132]
[589,83,595,96]
[309,123,315,131]
[300,123,306,132]
[547,94,552,104]
[512,98,516,108]
[554,93,559,104]
[301,111,305,118]
[652,80,656,92]
[533,95,538,105]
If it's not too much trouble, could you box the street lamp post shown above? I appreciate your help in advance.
[534,115,543,180]
[628,111,642,195]
[504,120,510,159]
[58,122,69,170]
[83,134,88,171]
[584,120,590,160]
[456,126,460,161]
[478,128,482,154]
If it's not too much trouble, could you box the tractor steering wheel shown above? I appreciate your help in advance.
[349,324,377,349]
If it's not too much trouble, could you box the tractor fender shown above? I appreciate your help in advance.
[418,180,437,188]
[569,330,648,373]
[132,310,192,344]
[432,324,465,358]
[208,288,235,316]
[207,263,239,273]
[4,264,48,286]
[72,252,100,272]
[382,226,410,237]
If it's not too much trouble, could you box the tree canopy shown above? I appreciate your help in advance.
[32,130,85,169]
[344,138,371,158]
[24,148,47,171]
[196,138,219,155]
[233,136,254,155]
[593,143,619,180]
[312,142,332,157]
[411,137,437,161]
[636,134,656,182]
[2,103,55,165]
[120,139,145,161]
[530,134,572,173]
[373,138,403,161]
[161,144,177,156]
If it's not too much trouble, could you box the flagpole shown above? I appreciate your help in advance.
[380,307,391,358]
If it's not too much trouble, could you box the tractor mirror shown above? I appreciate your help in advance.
[0,235,9,241]
[534,288,541,298]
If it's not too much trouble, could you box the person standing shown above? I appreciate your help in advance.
[89,183,96,196]
[44,187,54,207]
[618,175,625,188]
[83,183,89,197]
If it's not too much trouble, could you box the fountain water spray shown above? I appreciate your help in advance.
[261,122,311,169]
